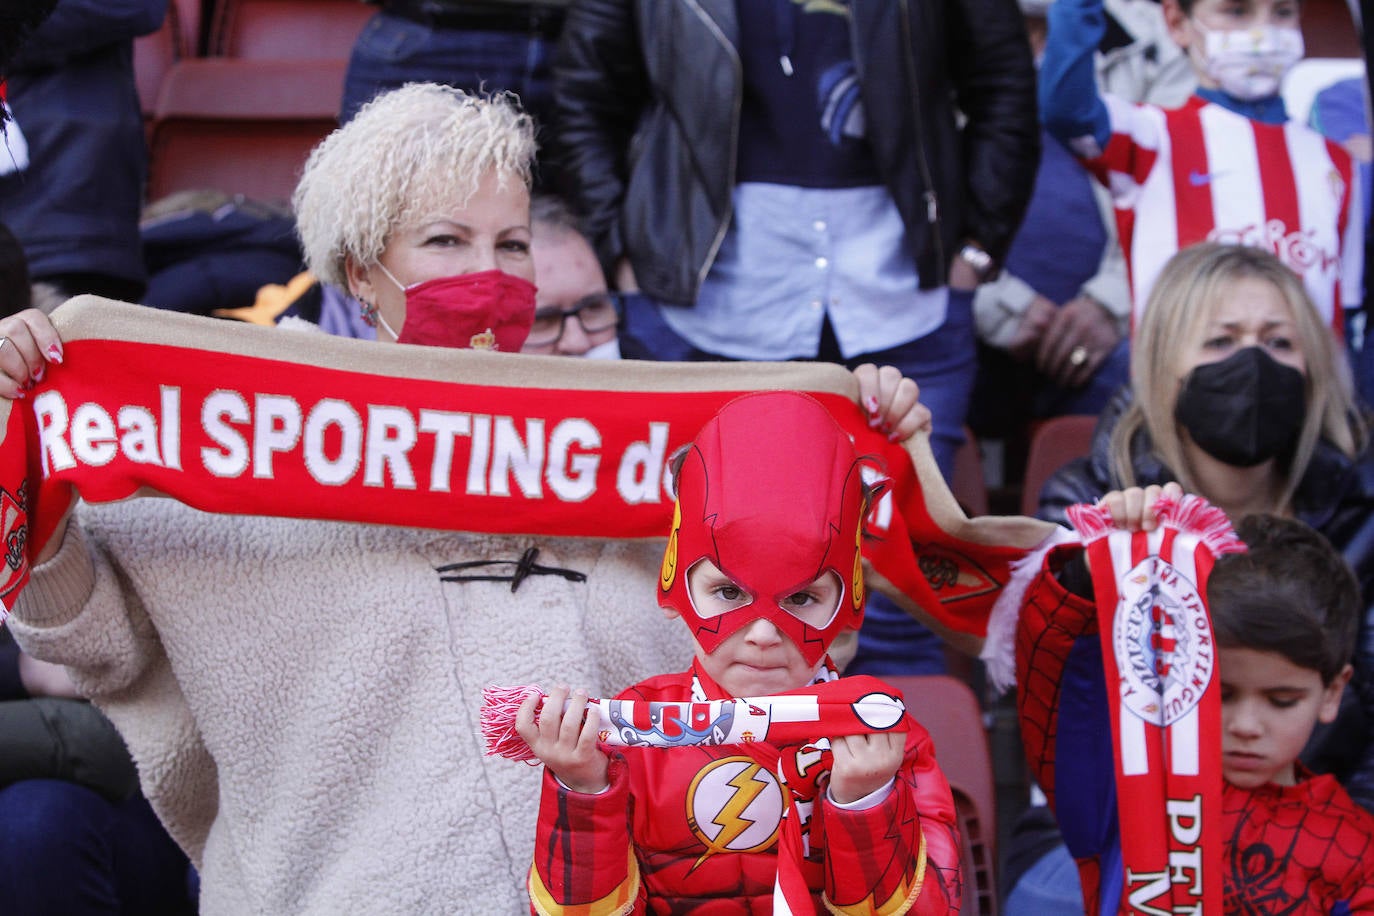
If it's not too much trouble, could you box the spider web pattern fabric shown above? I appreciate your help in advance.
[1014,551,1087,808]
[1015,550,1115,914]
[1017,564,1374,916]
[1222,775,1374,914]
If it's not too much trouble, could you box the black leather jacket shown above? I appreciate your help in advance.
[552,0,1039,305]
[1041,390,1374,812]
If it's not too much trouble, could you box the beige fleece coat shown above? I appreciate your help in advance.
[10,503,689,914]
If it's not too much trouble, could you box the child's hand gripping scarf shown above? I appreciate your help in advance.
[991,494,1243,916]
[483,663,944,916]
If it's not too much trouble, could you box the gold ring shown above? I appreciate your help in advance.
[1069,345,1089,367]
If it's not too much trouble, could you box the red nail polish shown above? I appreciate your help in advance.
[46,345,63,364]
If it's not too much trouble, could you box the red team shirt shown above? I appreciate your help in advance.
[1087,94,1362,331]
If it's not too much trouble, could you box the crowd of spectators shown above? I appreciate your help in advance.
[0,0,1371,912]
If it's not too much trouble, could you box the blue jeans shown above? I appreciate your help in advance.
[0,779,193,914]
[342,12,558,137]
[1003,841,1084,915]
[1033,337,1130,419]
[622,290,979,675]
[1356,312,1374,412]
[621,290,976,475]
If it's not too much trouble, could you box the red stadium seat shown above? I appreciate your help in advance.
[211,0,375,59]
[134,5,182,118]
[174,0,204,55]
[147,58,345,203]
[1019,415,1098,518]
[886,674,999,915]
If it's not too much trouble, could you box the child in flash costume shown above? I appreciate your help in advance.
[525,392,962,913]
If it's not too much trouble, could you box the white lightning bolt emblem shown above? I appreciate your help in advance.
[687,761,776,872]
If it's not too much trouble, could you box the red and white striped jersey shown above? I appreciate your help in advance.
[1081,95,1362,332]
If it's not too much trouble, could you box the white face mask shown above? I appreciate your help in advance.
[579,337,622,360]
[1192,23,1304,101]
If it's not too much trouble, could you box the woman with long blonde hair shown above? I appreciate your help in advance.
[1012,243,1374,912]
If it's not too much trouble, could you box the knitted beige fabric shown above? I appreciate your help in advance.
[11,504,690,914]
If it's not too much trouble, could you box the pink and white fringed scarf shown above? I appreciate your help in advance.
[1067,494,1243,915]
[483,673,912,914]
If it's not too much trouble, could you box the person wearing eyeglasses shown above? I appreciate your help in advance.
[522,194,624,359]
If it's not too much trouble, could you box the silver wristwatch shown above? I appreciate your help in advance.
[957,244,995,282]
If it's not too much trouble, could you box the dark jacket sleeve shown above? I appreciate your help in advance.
[0,697,140,801]
[10,0,167,69]
[942,0,1040,262]
[552,0,652,275]
[1343,464,1374,814]
[1296,443,1374,814]
[0,626,24,701]
[1036,455,1113,526]
[0,582,139,802]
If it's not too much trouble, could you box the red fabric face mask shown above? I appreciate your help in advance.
[376,266,536,351]
[658,391,873,668]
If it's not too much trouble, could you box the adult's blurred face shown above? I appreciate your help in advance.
[1172,275,1310,469]
[347,171,533,344]
[524,228,619,357]
[1179,276,1307,381]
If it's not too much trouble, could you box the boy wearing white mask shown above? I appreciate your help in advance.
[1039,0,1363,333]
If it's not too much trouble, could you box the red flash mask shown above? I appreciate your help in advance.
[658,391,873,668]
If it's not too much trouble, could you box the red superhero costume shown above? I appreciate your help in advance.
[526,392,963,914]
[1015,549,1374,915]
[528,660,961,914]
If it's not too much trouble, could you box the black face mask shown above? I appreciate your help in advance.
[1174,346,1306,468]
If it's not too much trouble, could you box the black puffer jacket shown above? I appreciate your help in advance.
[552,0,1039,305]
[1041,390,1374,812]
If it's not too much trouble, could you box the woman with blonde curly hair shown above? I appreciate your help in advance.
[0,85,637,913]
[295,82,539,351]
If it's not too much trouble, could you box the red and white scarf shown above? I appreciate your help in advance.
[0,297,1045,634]
[1068,494,1242,915]
[481,673,908,762]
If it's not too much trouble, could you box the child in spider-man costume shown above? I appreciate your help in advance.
[1016,486,1374,915]
[514,383,963,914]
